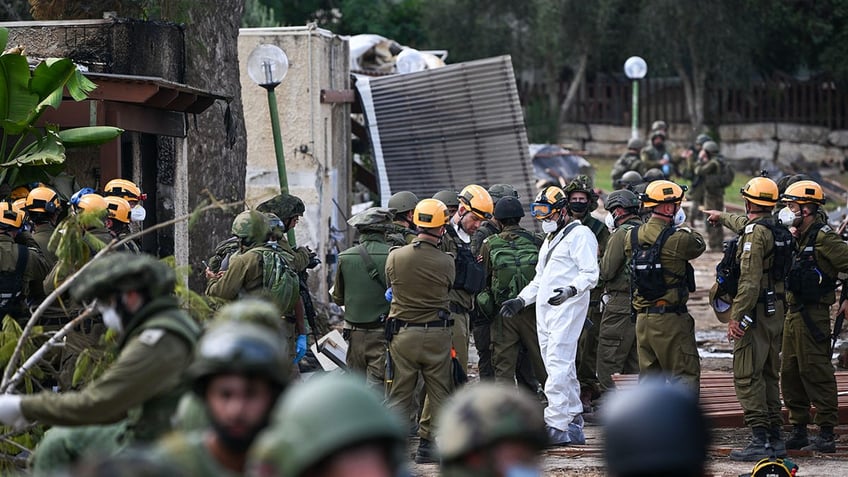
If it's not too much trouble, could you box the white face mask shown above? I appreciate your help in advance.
[778,206,798,226]
[541,219,559,234]
[131,205,146,222]
[604,212,616,230]
[97,302,124,334]
[673,207,686,226]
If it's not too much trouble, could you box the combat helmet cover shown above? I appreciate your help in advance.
[257,193,306,221]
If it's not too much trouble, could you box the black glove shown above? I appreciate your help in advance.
[548,286,576,306]
[499,298,525,319]
[307,255,322,269]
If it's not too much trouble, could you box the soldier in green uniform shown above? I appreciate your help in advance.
[386,190,419,246]
[437,383,547,477]
[693,141,727,250]
[157,308,290,477]
[778,180,848,453]
[23,185,62,268]
[597,189,643,393]
[104,196,141,253]
[614,170,644,192]
[705,177,788,460]
[332,207,395,386]
[624,180,705,393]
[384,198,455,464]
[478,196,547,389]
[433,190,460,217]
[247,374,407,477]
[683,134,711,226]
[611,138,646,185]
[0,253,200,473]
[0,202,48,320]
[640,130,672,176]
[565,175,609,414]
[257,193,315,273]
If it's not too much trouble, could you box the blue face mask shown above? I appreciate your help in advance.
[504,465,542,477]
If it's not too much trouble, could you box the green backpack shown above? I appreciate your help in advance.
[487,231,541,306]
[250,247,300,314]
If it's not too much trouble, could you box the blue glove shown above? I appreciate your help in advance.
[384,287,393,302]
[294,334,308,363]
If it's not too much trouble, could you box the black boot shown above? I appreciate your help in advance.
[785,424,809,450]
[769,426,787,457]
[729,427,771,462]
[801,426,836,454]
[415,438,439,464]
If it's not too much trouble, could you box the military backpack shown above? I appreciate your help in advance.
[715,220,792,298]
[786,222,836,304]
[630,225,694,302]
[487,230,541,306]
[718,158,735,188]
[249,247,300,314]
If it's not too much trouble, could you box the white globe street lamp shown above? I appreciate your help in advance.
[624,56,648,139]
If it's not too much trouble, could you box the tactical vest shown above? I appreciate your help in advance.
[786,223,836,304]
[445,226,486,294]
[0,244,28,318]
[631,225,694,303]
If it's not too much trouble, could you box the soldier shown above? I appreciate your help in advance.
[684,133,713,226]
[384,198,455,463]
[332,207,395,386]
[104,196,141,253]
[103,178,147,227]
[157,312,290,476]
[386,190,419,246]
[0,202,48,321]
[256,193,317,273]
[624,180,705,392]
[433,189,460,217]
[611,137,646,185]
[206,210,305,366]
[247,374,407,477]
[640,129,672,177]
[0,253,200,472]
[694,140,730,250]
[704,177,789,460]
[478,196,547,388]
[597,190,643,393]
[437,383,547,477]
[23,185,62,267]
[613,170,643,191]
[778,180,848,453]
[500,186,599,446]
[564,175,609,415]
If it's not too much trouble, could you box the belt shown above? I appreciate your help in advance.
[345,320,384,330]
[638,304,688,315]
[789,303,830,313]
[401,319,454,329]
[450,303,468,314]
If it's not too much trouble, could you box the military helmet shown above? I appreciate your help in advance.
[493,196,525,220]
[530,186,566,220]
[347,206,395,229]
[487,183,519,202]
[651,120,668,131]
[70,187,96,207]
[641,180,686,208]
[709,282,732,323]
[257,193,306,221]
[605,189,640,212]
[413,198,449,228]
[627,137,645,150]
[387,191,419,214]
[0,202,24,229]
[781,180,825,205]
[104,196,132,224]
[776,174,813,195]
[432,190,460,208]
[209,298,283,332]
[619,171,644,188]
[76,194,108,214]
[741,177,779,206]
[643,168,665,182]
[437,383,547,463]
[25,186,60,213]
[248,374,406,477]
[563,174,596,198]
[231,210,270,244]
[702,140,720,154]
[9,185,30,201]
[458,184,494,219]
[187,320,290,392]
[695,133,712,146]
[70,252,176,302]
[104,178,144,202]
[264,212,285,241]
[650,129,667,140]
[604,381,709,475]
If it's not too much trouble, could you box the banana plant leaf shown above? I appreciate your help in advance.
[58,126,123,147]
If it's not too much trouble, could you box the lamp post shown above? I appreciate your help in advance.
[624,56,648,140]
[247,43,296,245]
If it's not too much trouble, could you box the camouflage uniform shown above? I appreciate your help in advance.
[694,155,726,250]
[611,150,646,184]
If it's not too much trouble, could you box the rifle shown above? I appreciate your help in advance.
[298,271,319,342]
[383,317,397,398]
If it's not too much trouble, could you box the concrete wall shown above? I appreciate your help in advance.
[238,26,351,299]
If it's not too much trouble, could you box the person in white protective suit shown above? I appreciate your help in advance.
[499,185,599,446]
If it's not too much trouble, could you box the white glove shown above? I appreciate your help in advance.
[0,395,28,429]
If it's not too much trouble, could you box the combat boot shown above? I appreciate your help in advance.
[768,426,787,457]
[801,426,836,454]
[784,424,809,450]
[414,438,438,464]
[729,427,770,462]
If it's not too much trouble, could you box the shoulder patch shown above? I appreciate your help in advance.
[138,328,165,346]
[821,225,833,233]
[744,224,756,234]
[676,226,693,233]
[743,242,753,252]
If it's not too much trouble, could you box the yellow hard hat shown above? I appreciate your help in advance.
[12,198,26,214]
[25,186,61,213]
[105,196,132,224]
[641,180,685,208]
[0,202,24,229]
[530,186,566,220]
[9,186,30,201]
[76,194,108,214]
[104,178,145,201]
[781,180,825,205]
[458,184,493,220]
[413,198,449,228]
[709,282,732,324]
[740,177,779,206]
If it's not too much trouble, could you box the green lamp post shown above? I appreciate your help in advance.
[624,56,648,140]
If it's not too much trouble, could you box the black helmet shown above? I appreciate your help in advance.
[604,190,640,212]
[643,168,665,182]
[493,196,525,220]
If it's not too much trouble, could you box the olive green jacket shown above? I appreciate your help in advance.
[386,221,417,247]
[600,216,643,292]
[156,431,241,477]
[471,220,501,256]
[0,234,49,309]
[789,217,848,307]
[332,232,391,324]
[386,239,455,324]
[32,222,58,269]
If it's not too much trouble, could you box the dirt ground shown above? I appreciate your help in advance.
[408,250,848,476]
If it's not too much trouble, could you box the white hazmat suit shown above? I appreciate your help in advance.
[518,220,599,432]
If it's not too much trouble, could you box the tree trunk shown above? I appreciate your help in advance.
[556,52,588,141]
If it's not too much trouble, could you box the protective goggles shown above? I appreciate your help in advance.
[530,202,555,219]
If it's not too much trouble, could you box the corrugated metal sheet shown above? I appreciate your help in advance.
[355,56,537,223]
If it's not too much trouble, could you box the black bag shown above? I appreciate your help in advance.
[716,237,740,297]
[759,221,794,281]
[446,227,486,294]
[630,225,679,301]
[0,245,28,318]
[786,223,836,304]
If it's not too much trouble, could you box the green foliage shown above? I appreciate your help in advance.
[243,0,280,27]
[47,210,107,289]
[161,256,214,322]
